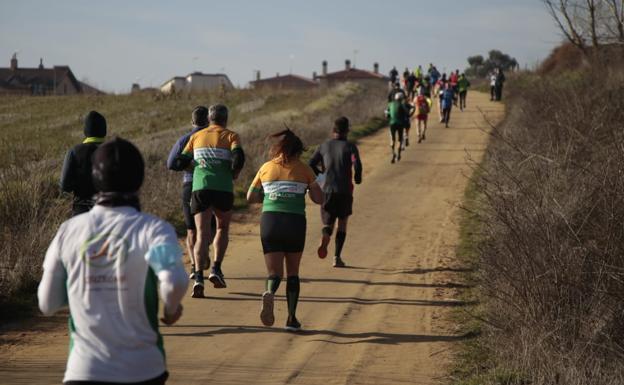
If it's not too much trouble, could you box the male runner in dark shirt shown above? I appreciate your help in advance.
[60,111,107,216]
[167,106,215,280]
[309,117,362,267]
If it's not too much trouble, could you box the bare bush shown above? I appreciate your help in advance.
[472,65,624,384]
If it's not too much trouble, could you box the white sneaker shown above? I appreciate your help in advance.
[260,291,275,326]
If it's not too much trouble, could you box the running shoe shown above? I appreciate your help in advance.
[405,137,409,147]
[333,256,346,268]
[391,154,396,164]
[260,291,275,326]
[317,234,330,259]
[208,267,227,289]
[191,281,205,298]
[285,316,302,332]
[418,135,422,143]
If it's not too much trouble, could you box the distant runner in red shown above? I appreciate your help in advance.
[449,70,460,105]
[413,89,432,143]
[309,117,363,268]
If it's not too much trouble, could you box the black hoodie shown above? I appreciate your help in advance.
[60,111,107,215]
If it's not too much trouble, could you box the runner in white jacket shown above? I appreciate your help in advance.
[38,137,188,385]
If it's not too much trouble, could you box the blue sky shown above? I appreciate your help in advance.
[0,0,562,93]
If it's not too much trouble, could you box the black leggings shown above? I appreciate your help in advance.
[390,124,404,145]
[442,107,452,126]
[459,91,467,109]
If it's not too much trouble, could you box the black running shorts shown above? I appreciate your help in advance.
[190,189,234,215]
[321,192,353,225]
[390,123,404,141]
[182,183,196,230]
[260,212,306,254]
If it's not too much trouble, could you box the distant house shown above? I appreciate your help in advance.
[160,72,234,94]
[316,60,387,88]
[131,83,158,94]
[249,72,318,90]
[0,54,103,96]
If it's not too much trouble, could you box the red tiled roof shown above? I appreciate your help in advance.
[79,81,105,95]
[250,74,317,86]
[0,65,82,92]
[319,68,386,80]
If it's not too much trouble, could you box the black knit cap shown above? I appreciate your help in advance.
[83,110,107,138]
[333,116,350,135]
[92,137,144,193]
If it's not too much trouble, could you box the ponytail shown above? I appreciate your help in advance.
[269,126,305,163]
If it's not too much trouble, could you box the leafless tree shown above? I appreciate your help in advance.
[603,0,624,41]
[543,0,624,55]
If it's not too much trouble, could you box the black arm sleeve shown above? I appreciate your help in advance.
[60,149,76,193]
[352,144,363,185]
[232,147,245,174]
[308,147,323,175]
[172,154,192,171]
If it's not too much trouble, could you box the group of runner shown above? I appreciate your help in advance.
[42,103,363,383]
[385,63,472,163]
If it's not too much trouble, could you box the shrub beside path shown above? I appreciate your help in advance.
[0,92,504,385]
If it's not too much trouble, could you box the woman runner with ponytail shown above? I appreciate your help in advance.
[247,129,323,331]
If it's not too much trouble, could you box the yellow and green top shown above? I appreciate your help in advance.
[181,124,242,193]
[249,158,316,216]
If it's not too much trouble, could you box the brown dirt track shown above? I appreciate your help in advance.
[0,91,504,385]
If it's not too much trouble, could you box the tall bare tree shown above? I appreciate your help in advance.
[603,0,624,41]
[543,0,624,55]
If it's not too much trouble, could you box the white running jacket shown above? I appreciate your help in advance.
[37,205,188,383]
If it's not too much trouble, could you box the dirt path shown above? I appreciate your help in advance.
[0,92,504,384]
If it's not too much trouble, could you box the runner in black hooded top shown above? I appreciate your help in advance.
[60,111,107,216]
[309,117,362,267]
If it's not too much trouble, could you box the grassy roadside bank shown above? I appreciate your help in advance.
[450,141,529,385]
[450,64,624,384]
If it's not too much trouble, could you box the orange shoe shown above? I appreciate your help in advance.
[317,234,330,259]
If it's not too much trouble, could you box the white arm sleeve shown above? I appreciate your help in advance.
[157,266,188,315]
[37,228,68,316]
[145,220,188,315]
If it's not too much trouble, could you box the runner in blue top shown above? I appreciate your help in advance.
[428,64,441,90]
[440,83,456,128]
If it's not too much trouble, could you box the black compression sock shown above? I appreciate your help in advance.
[322,226,333,237]
[214,260,222,270]
[195,270,204,283]
[335,231,347,258]
[286,276,300,318]
[266,275,281,294]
